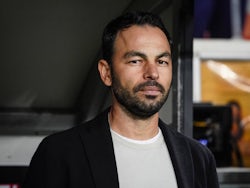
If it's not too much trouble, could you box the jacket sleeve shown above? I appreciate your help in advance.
[207,150,220,188]
[22,137,67,188]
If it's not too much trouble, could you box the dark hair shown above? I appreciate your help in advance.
[228,100,241,109]
[101,11,173,64]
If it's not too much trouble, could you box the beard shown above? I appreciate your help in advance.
[111,71,170,119]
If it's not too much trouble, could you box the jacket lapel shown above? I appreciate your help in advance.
[78,109,119,188]
[160,121,194,188]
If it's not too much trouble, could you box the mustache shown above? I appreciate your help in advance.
[133,81,165,93]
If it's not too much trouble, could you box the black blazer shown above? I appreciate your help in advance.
[23,109,219,188]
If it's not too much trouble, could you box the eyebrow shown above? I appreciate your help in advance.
[156,52,172,60]
[123,50,171,60]
[123,51,147,59]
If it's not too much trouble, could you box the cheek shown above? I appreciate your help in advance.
[161,70,172,86]
[116,69,138,85]
[121,78,137,91]
[112,69,134,89]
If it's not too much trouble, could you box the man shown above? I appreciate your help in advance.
[23,11,219,188]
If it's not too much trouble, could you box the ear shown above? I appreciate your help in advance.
[98,59,112,86]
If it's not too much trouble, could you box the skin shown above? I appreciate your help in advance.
[231,105,241,138]
[98,25,172,140]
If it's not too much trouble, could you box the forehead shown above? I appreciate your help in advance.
[114,25,170,53]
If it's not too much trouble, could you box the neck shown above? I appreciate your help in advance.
[108,105,159,140]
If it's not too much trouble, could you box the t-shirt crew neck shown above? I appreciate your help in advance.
[110,127,178,188]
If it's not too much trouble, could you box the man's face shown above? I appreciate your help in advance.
[110,25,172,118]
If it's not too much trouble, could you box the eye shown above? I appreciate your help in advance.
[128,60,142,65]
[157,59,168,66]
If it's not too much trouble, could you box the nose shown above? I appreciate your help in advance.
[143,63,159,80]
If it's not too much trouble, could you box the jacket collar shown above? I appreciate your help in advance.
[159,120,194,188]
[78,108,119,188]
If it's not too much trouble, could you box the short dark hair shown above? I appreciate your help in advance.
[101,11,173,64]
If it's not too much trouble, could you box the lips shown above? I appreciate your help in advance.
[133,81,165,95]
[140,86,161,95]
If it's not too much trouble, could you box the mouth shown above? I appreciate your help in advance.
[134,81,164,97]
[139,86,162,96]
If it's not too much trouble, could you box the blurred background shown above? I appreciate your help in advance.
[193,0,250,187]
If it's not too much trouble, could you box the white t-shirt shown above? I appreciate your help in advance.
[111,128,178,188]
